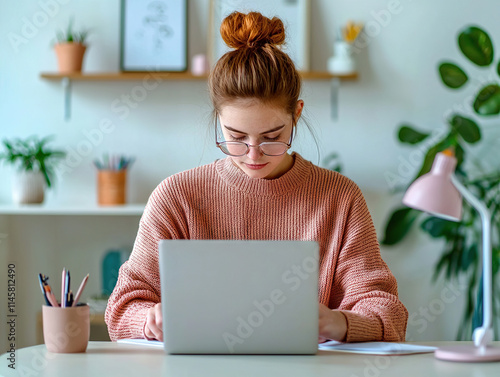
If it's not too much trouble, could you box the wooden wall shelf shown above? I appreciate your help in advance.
[39,71,358,120]
[0,204,145,216]
[40,71,358,81]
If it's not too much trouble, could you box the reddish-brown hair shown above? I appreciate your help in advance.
[208,11,302,122]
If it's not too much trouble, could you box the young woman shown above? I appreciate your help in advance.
[105,11,408,343]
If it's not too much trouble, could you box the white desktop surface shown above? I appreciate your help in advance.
[1,341,500,376]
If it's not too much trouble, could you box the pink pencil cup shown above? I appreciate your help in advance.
[42,304,90,353]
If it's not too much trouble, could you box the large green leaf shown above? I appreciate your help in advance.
[449,115,481,143]
[381,207,421,245]
[397,125,430,144]
[461,244,478,272]
[458,26,494,67]
[497,60,500,78]
[438,62,468,89]
[473,84,500,115]
[420,216,459,238]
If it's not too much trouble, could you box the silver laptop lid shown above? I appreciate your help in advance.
[159,240,319,354]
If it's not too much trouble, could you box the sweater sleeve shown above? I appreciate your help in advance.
[330,187,408,342]
[104,181,186,340]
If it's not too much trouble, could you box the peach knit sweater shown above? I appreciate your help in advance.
[105,153,408,342]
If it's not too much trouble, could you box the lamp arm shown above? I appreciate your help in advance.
[451,175,493,347]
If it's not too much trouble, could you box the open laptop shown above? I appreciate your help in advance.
[158,240,319,355]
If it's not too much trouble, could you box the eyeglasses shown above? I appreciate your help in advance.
[214,113,294,157]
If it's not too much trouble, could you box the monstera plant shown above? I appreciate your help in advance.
[382,25,500,340]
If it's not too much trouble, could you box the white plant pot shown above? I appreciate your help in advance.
[12,171,45,204]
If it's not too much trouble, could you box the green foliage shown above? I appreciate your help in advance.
[439,63,468,89]
[458,26,494,66]
[0,136,66,188]
[323,152,343,173]
[382,25,500,340]
[55,18,89,45]
[398,125,430,144]
[473,84,500,115]
[449,115,481,144]
[381,207,421,245]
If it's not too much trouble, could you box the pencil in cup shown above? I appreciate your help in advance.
[97,169,127,206]
[42,304,90,353]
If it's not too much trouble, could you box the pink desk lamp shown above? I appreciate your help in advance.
[403,149,500,362]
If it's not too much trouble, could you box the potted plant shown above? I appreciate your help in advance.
[54,19,89,73]
[0,136,66,204]
[381,25,500,339]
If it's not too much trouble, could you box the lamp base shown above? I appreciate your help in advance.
[435,345,500,362]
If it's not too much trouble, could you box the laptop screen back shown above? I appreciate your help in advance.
[159,240,319,354]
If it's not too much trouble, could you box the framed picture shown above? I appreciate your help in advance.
[209,0,310,71]
[120,0,188,72]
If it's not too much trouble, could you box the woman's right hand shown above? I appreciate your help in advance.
[144,303,163,341]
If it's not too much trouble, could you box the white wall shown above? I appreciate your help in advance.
[1,0,499,348]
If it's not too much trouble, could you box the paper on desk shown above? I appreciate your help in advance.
[117,338,164,349]
[318,341,437,355]
[116,339,436,355]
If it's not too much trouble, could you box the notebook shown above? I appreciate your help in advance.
[158,239,319,354]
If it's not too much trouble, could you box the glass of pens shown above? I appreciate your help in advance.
[39,270,90,353]
[94,154,135,206]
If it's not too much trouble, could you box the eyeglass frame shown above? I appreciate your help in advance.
[214,112,295,157]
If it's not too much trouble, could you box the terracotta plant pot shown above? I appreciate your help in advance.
[54,42,87,73]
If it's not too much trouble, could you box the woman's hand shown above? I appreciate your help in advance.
[144,303,163,341]
[318,303,347,343]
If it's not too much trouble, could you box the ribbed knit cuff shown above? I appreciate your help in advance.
[108,304,154,341]
[129,305,154,339]
[340,310,383,342]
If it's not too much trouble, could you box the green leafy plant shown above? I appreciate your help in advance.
[382,25,500,340]
[55,18,89,45]
[323,152,343,173]
[0,136,66,188]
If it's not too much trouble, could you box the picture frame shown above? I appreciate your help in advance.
[120,0,188,72]
[209,0,310,71]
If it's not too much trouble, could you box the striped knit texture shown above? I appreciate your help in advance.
[105,153,408,342]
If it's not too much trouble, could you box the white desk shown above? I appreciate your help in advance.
[1,341,499,376]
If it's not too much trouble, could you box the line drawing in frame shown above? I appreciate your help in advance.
[209,0,310,71]
[120,0,188,72]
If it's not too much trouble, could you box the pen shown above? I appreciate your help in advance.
[65,270,71,308]
[72,274,89,307]
[61,268,66,308]
[38,274,51,306]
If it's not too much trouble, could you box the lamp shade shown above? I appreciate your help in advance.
[402,152,462,221]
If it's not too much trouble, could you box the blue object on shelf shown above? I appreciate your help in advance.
[102,249,129,296]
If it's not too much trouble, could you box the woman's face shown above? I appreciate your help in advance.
[218,99,303,179]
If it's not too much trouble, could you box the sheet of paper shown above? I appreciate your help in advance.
[318,341,437,355]
[117,339,436,355]
[117,338,164,349]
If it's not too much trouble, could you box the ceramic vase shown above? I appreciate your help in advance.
[327,41,356,75]
[12,170,45,204]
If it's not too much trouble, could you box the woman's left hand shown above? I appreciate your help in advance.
[318,303,347,343]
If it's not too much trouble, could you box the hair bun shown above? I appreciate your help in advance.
[220,11,285,49]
